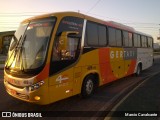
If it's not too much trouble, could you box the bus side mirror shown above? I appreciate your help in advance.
[59,31,79,59]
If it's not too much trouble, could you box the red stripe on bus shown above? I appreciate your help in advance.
[36,64,49,81]
[126,60,136,76]
[99,48,117,84]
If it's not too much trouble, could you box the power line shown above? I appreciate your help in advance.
[1,26,17,28]
[86,0,102,14]
[0,12,49,18]
[0,12,49,14]
[0,22,20,23]
[85,12,160,27]
[124,23,159,25]
[0,14,47,17]
[0,14,41,17]
[1,12,159,27]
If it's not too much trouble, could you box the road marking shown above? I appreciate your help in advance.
[90,77,141,120]
[104,71,160,120]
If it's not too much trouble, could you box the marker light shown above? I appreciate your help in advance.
[34,96,41,101]
[29,81,44,91]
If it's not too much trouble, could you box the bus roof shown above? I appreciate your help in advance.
[22,11,152,38]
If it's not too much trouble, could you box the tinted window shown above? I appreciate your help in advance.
[137,35,141,47]
[141,36,144,47]
[134,34,138,47]
[85,22,107,47]
[145,36,148,47]
[128,32,133,47]
[116,29,122,46]
[98,25,107,46]
[86,22,98,46]
[141,36,147,47]
[50,16,83,75]
[123,31,129,47]
[148,37,153,48]
[57,16,83,37]
[109,27,116,46]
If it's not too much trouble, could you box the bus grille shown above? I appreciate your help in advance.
[17,93,29,100]
[8,82,25,89]
[6,88,29,100]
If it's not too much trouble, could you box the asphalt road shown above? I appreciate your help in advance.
[106,73,160,120]
[0,55,160,120]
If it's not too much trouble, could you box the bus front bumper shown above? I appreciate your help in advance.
[4,79,50,105]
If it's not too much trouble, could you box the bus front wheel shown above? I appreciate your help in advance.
[81,75,95,98]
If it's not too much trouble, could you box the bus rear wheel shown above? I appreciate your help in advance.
[81,75,95,98]
[136,64,141,76]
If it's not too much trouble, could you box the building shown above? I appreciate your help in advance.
[0,31,15,54]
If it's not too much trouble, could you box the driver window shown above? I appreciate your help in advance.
[50,16,83,75]
[52,36,79,61]
[52,37,61,61]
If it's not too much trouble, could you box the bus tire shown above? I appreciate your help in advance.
[81,75,95,98]
[136,64,141,76]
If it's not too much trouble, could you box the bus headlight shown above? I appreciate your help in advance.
[29,81,45,91]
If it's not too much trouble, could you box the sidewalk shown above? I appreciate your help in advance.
[0,54,7,70]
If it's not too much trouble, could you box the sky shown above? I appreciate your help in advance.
[0,0,160,43]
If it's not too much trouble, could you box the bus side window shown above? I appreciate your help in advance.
[86,22,98,46]
[137,35,141,47]
[52,35,80,61]
[98,25,107,46]
[128,32,133,47]
[134,34,138,47]
[50,16,83,75]
[148,37,153,48]
[141,36,147,47]
[116,29,122,47]
[52,37,61,61]
[108,27,116,46]
[64,37,79,60]
[123,31,129,47]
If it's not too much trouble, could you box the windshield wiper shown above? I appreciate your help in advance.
[18,35,27,72]
[5,35,22,69]
[9,35,18,51]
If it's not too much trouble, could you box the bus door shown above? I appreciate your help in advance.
[49,31,81,102]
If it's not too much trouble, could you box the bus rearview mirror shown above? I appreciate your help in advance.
[59,31,79,50]
[59,31,79,59]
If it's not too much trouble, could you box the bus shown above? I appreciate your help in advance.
[0,31,15,54]
[4,12,153,105]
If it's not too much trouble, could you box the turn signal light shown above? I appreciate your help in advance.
[34,96,40,101]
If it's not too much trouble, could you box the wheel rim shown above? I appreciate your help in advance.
[86,79,93,95]
[137,66,140,75]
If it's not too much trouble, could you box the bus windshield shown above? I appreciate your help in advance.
[6,17,56,72]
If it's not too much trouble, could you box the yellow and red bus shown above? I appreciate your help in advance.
[4,12,153,105]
